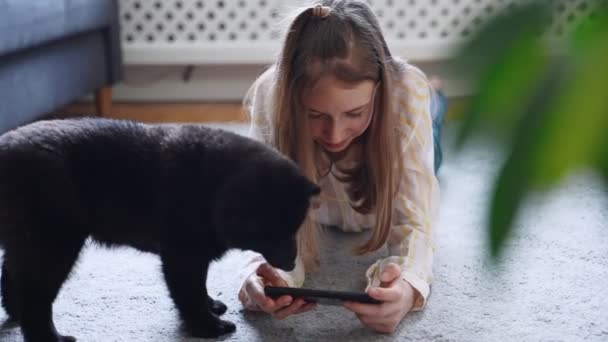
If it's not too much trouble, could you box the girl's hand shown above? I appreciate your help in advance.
[343,263,416,334]
[238,262,316,319]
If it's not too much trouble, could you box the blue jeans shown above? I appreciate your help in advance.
[430,89,447,173]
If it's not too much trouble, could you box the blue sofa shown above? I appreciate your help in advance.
[0,0,123,134]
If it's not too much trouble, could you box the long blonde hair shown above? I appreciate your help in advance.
[247,0,405,269]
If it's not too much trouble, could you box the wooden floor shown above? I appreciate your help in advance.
[57,99,466,123]
[56,102,248,123]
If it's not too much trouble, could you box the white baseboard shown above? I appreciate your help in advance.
[110,62,473,102]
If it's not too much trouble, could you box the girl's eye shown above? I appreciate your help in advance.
[346,111,363,118]
[308,111,323,119]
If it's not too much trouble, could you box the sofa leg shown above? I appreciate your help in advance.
[95,86,112,117]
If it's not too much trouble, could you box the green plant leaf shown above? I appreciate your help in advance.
[529,7,608,188]
[486,62,567,259]
[453,2,551,150]
[487,154,528,259]
[450,0,608,259]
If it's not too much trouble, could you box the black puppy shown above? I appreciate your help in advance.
[0,118,318,342]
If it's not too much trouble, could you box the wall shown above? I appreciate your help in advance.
[114,0,595,101]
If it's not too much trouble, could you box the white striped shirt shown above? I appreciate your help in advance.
[246,61,439,310]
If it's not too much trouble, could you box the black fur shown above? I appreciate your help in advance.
[0,118,319,342]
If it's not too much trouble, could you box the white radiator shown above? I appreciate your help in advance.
[118,0,597,65]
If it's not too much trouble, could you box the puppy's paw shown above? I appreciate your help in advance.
[186,317,236,338]
[208,298,228,316]
[211,318,236,336]
[59,335,77,342]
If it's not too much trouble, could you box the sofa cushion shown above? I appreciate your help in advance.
[0,0,115,56]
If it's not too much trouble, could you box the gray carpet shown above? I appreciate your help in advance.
[1,123,606,342]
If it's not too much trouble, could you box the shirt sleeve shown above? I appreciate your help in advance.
[365,65,440,311]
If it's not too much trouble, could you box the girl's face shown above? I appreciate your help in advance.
[304,75,376,153]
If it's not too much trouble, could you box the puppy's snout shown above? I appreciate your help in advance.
[263,249,296,272]
[267,257,295,272]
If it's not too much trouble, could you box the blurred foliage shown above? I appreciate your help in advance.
[451,0,608,258]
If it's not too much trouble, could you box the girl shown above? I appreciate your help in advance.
[238,0,445,334]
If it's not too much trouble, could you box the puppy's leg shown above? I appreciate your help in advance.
[160,248,235,338]
[7,234,85,342]
[207,295,228,316]
[1,261,18,321]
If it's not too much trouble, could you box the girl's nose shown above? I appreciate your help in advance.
[324,120,344,143]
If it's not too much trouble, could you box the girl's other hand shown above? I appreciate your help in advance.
[343,263,416,334]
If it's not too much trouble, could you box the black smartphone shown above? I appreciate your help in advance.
[264,286,381,306]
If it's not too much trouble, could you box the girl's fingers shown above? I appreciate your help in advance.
[356,313,384,327]
[246,276,291,313]
[379,263,401,285]
[257,263,289,287]
[294,302,316,314]
[272,299,308,320]
[368,284,401,302]
[343,301,383,316]
[357,309,399,325]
